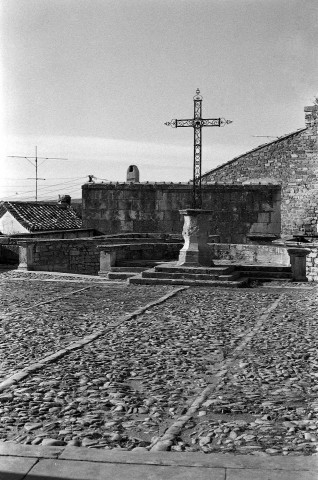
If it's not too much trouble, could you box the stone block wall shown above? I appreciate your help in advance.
[19,238,102,275]
[82,183,281,244]
[202,106,318,236]
[209,243,290,266]
[306,244,318,282]
[0,229,97,265]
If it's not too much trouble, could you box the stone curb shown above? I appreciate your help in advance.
[0,286,188,393]
[0,442,317,471]
[150,294,285,451]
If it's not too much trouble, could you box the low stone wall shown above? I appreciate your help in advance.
[210,242,318,281]
[16,237,183,276]
[209,243,291,266]
[0,230,98,265]
[18,238,104,275]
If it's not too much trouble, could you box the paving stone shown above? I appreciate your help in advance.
[226,468,318,480]
[0,456,38,480]
[0,441,64,458]
[25,459,225,480]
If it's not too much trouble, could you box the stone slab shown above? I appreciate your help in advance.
[59,447,318,471]
[25,459,225,480]
[0,441,64,458]
[0,456,38,480]
[226,467,318,480]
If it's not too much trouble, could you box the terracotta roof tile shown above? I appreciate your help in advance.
[0,201,82,232]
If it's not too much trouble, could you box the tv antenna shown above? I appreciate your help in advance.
[7,146,68,201]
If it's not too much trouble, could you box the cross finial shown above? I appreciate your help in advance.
[194,88,202,100]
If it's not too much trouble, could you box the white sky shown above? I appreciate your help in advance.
[0,0,317,201]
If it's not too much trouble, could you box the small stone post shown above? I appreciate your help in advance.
[97,246,117,276]
[17,241,35,271]
[287,247,310,282]
[177,209,213,267]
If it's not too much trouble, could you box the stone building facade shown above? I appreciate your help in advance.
[201,104,318,236]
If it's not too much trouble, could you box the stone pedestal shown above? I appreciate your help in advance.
[287,247,310,282]
[177,209,213,267]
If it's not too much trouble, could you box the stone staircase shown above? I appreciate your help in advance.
[128,263,249,287]
[106,260,168,280]
[235,264,293,283]
[0,263,18,273]
[105,261,293,287]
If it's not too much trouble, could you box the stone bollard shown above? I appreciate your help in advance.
[17,241,35,271]
[287,247,311,282]
[97,246,117,276]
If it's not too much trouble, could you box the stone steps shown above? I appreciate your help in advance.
[0,264,18,272]
[234,264,293,282]
[104,260,293,286]
[129,272,249,288]
[155,264,235,275]
[237,264,292,273]
[141,269,241,281]
[128,262,247,287]
[107,271,141,280]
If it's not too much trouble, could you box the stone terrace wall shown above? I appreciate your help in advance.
[202,107,318,236]
[19,238,103,275]
[0,229,97,265]
[82,183,281,244]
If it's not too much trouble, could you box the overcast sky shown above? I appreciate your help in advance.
[0,0,317,201]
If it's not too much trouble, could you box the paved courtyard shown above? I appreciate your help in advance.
[0,270,318,462]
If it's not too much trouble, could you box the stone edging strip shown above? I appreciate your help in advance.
[22,286,94,311]
[150,293,285,451]
[0,286,188,393]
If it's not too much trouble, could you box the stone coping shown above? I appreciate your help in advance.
[0,442,317,480]
[97,242,182,251]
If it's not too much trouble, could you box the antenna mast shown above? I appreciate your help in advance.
[7,146,68,201]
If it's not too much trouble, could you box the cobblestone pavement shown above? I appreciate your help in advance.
[0,271,317,458]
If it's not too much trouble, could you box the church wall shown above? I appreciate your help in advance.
[82,182,281,243]
[202,107,318,236]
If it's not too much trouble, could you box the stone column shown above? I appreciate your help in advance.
[177,209,213,267]
[17,242,35,271]
[287,247,311,282]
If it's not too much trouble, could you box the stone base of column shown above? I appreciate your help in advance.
[177,209,214,267]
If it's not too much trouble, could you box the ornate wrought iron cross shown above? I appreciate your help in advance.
[165,89,232,208]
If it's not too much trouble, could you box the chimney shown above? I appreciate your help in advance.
[304,104,318,133]
[58,195,71,209]
[127,165,140,183]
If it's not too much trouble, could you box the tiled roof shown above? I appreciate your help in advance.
[201,127,307,179]
[0,201,82,232]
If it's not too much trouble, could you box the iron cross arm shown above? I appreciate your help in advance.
[164,118,233,128]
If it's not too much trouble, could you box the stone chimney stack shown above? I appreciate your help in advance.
[58,195,71,209]
[127,165,140,183]
[304,104,318,133]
